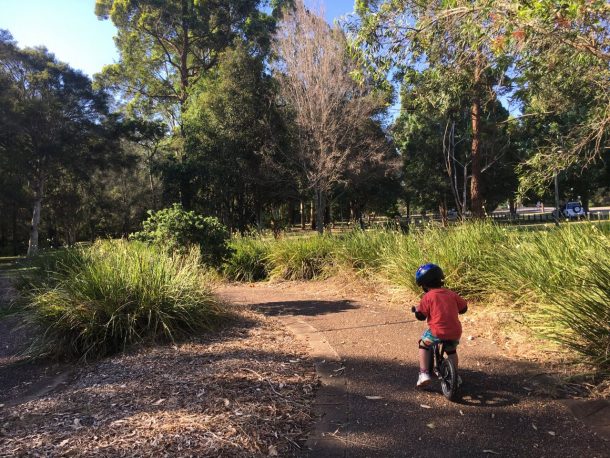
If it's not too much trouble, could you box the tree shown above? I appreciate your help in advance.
[351,0,513,217]
[183,43,291,232]
[507,11,610,192]
[353,1,609,195]
[394,71,514,220]
[272,1,393,233]
[0,33,117,255]
[95,0,287,206]
[122,118,168,209]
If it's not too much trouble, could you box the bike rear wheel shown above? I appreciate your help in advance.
[439,358,459,401]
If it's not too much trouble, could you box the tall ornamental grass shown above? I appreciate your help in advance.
[335,229,399,273]
[485,224,609,305]
[223,237,271,282]
[532,255,610,373]
[267,235,335,280]
[24,240,223,360]
[376,222,509,297]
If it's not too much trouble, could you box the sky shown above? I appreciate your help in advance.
[0,0,357,77]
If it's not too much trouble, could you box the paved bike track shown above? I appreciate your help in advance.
[218,282,609,458]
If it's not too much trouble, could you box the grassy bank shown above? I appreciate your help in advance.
[225,222,610,373]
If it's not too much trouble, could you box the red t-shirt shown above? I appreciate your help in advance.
[417,288,467,340]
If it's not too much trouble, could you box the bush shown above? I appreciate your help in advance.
[223,237,271,282]
[23,240,223,360]
[131,204,232,267]
[336,229,398,273]
[533,256,610,373]
[267,236,335,281]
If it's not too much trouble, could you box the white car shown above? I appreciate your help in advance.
[554,201,587,219]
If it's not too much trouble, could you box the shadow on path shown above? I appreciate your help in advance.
[251,299,358,317]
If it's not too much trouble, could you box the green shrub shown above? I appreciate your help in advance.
[267,236,335,280]
[23,240,223,360]
[223,237,271,282]
[532,255,610,373]
[486,224,610,305]
[131,204,232,267]
[336,229,398,273]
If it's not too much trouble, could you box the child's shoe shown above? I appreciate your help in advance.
[417,371,432,388]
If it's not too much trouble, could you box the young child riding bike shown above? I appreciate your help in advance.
[411,263,468,388]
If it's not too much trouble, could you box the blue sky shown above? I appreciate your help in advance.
[0,0,357,77]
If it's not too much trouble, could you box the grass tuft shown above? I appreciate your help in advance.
[22,240,224,360]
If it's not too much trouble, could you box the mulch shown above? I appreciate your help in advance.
[0,309,317,457]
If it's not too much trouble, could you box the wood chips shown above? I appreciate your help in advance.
[0,310,317,457]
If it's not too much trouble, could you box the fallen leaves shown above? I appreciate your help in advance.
[0,310,317,457]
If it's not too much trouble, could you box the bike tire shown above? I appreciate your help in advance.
[439,358,459,401]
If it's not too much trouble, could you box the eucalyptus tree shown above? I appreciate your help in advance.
[489,1,610,193]
[94,0,287,206]
[351,0,512,217]
[272,1,393,233]
[0,32,116,255]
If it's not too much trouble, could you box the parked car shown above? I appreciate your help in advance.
[553,201,587,220]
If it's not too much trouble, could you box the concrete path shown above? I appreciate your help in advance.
[219,282,609,458]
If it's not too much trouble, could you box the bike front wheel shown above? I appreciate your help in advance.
[439,358,459,401]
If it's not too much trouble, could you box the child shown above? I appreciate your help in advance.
[411,263,468,388]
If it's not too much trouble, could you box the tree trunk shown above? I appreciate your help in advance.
[27,180,44,256]
[310,199,316,230]
[470,53,484,218]
[315,189,326,235]
[11,204,18,256]
[300,200,306,229]
[462,165,468,219]
[440,195,448,227]
[508,198,516,219]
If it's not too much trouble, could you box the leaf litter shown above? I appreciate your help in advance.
[0,309,317,457]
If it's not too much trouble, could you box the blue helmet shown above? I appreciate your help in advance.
[415,263,445,287]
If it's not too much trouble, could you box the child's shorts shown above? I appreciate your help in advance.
[420,329,459,352]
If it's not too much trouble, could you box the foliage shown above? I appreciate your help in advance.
[183,43,291,232]
[350,0,514,217]
[0,31,119,255]
[95,0,288,206]
[131,204,232,267]
[22,240,223,360]
[223,236,272,282]
[535,256,610,373]
[266,235,335,281]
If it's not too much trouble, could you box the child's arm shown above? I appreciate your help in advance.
[456,294,468,314]
[411,306,427,321]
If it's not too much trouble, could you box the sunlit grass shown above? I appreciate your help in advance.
[22,240,224,360]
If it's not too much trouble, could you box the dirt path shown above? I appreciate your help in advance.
[218,281,609,458]
[0,269,73,406]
